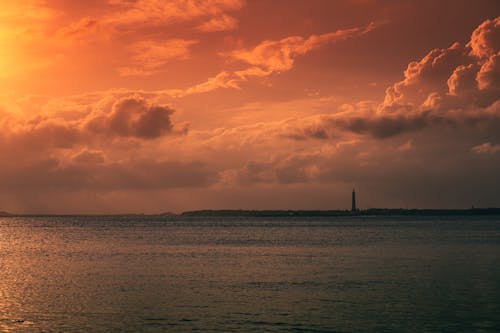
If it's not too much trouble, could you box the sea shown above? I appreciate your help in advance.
[0,215,499,332]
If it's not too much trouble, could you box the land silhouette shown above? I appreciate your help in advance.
[180,208,500,217]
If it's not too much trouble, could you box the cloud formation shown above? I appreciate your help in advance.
[230,22,378,73]
[119,39,198,76]
[278,16,500,141]
[107,0,243,27]
[0,7,499,213]
[468,16,500,59]
[196,14,238,32]
[84,96,176,139]
[168,21,381,96]
[472,142,500,154]
[0,157,214,192]
[1,95,180,156]
[57,0,244,41]
[382,17,500,112]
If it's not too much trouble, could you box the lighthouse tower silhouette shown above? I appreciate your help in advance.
[351,189,357,212]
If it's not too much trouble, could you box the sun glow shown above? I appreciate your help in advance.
[0,1,57,80]
[0,15,16,76]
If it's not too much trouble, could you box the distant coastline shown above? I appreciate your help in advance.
[180,208,500,217]
[1,208,500,217]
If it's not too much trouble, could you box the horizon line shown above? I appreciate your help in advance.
[1,207,500,217]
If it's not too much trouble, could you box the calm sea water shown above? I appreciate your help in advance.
[0,215,499,332]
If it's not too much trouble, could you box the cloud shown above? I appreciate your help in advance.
[0,158,215,192]
[325,112,429,139]
[230,22,379,74]
[52,20,381,99]
[472,142,500,154]
[55,17,105,42]
[447,64,479,96]
[476,51,500,90]
[118,39,198,76]
[2,14,500,213]
[220,154,323,186]
[468,16,500,59]
[250,15,500,142]
[381,16,500,114]
[84,96,176,139]
[0,95,182,157]
[381,42,469,110]
[196,14,238,32]
[184,71,242,94]
[56,0,244,43]
[107,0,243,26]
[216,137,419,187]
[71,149,106,164]
[167,22,381,96]
[7,15,500,156]
[0,92,210,213]
[275,16,500,141]
[275,110,427,141]
[284,100,500,142]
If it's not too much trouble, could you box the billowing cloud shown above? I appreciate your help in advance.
[382,16,500,113]
[84,96,176,139]
[476,51,500,90]
[468,16,500,59]
[278,16,500,141]
[381,42,469,109]
[447,64,479,96]
[0,95,181,156]
[0,6,499,213]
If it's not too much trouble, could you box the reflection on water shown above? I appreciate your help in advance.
[0,216,499,332]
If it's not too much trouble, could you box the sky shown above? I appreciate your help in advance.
[0,0,499,214]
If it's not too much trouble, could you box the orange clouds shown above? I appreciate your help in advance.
[447,64,478,96]
[0,0,246,88]
[472,142,500,154]
[381,16,500,115]
[107,0,243,27]
[0,2,499,213]
[321,16,500,138]
[169,21,381,96]
[468,16,500,59]
[381,42,468,109]
[197,13,238,32]
[84,96,176,139]
[0,95,181,155]
[119,39,199,76]
[230,22,378,74]
[477,52,500,90]
[57,0,244,42]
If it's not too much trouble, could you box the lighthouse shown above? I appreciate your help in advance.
[351,189,357,212]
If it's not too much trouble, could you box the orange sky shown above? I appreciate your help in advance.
[0,0,499,213]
